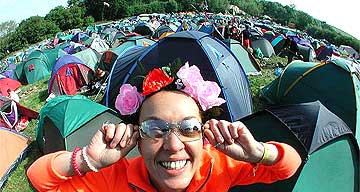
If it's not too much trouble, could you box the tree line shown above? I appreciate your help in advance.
[0,0,358,60]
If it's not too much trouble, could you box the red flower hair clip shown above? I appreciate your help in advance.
[142,68,174,96]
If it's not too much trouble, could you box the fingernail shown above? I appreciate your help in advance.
[121,140,127,148]
[217,136,224,142]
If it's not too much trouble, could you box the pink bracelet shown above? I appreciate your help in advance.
[72,147,84,177]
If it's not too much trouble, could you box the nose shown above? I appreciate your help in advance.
[163,130,185,152]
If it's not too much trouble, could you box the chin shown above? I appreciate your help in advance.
[162,178,192,191]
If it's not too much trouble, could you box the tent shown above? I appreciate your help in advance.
[297,44,315,62]
[105,31,253,122]
[110,31,127,48]
[339,45,359,59]
[71,32,90,43]
[250,36,275,58]
[73,48,100,70]
[35,95,139,157]
[0,128,31,189]
[260,59,360,145]
[270,34,286,54]
[152,25,174,39]
[230,101,359,192]
[225,39,261,75]
[263,31,275,41]
[133,22,154,36]
[316,45,340,61]
[15,50,52,84]
[89,38,109,54]
[99,36,155,72]
[198,24,225,40]
[48,55,94,95]
[0,77,21,97]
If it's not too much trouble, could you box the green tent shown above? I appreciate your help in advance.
[226,39,261,75]
[73,48,100,70]
[22,50,52,84]
[98,36,155,72]
[36,95,125,154]
[260,59,360,145]
[14,48,59,84]
[230,101,359,192]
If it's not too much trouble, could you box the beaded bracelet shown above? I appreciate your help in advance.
[82,146,99,172]
[71,147,84,177]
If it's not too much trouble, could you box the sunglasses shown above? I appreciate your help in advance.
[139,118,203,142]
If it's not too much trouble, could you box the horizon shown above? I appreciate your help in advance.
[0,0,358,41]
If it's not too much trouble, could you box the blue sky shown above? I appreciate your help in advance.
[268,0,360,40]
[0,0,68,23]
[0,0,359,40]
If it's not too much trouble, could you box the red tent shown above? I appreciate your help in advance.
[0,78,21,97]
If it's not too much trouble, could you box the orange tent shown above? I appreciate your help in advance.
[0,128,31,188]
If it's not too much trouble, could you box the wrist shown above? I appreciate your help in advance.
[82,146,100,172]
[250,142,265,163]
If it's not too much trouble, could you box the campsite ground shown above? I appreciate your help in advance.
[2,56,286,191]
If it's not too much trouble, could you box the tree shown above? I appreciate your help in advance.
[165,0,178,13]
[0,20,18,37]
[235,0,263,16]
[45,5,94,31]
[293,11,314,31]
[68,0,84,6]
[16,16,60,45]
[208,0,229,13]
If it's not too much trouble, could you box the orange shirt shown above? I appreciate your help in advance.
[27,142,301,192]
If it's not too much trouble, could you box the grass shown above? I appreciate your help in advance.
[1,56,286,191]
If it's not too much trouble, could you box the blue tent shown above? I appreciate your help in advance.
[198,24,224,40]
[105,31,253,121]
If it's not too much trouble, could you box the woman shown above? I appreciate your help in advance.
[27,62,301,191]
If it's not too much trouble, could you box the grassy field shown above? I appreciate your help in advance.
[1,56,286,191]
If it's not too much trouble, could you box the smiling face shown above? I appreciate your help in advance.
[138,91,203,191]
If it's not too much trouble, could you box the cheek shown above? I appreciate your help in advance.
[139,140,162,158]
[186,141,204,160]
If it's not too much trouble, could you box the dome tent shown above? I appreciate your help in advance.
[260,59,360,145]
[104,31,253,121]
[35,95,139,157]
[230,101,359,192]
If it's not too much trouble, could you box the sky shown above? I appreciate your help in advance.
[0,0,68,23]
[0,0,359,40]
[267,0,360,40]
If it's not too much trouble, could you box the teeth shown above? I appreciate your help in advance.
[160,160,187,170]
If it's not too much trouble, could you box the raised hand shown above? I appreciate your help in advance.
[203,119,264,163]
[85,122,140,169]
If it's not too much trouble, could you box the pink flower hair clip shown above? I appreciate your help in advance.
[115,62,226,115]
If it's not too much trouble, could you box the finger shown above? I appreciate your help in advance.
[203,129,216,144]
[110,123,126,148]
[229,122,240,139]
[127,130,140,148]
[218,120,234,144]
[120,124,133,148]
[133,125,140,131]
[104,123,116,143]
[236,122,255,145]
[208,119,224,143]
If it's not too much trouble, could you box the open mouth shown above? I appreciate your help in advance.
[159,160,189,170]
